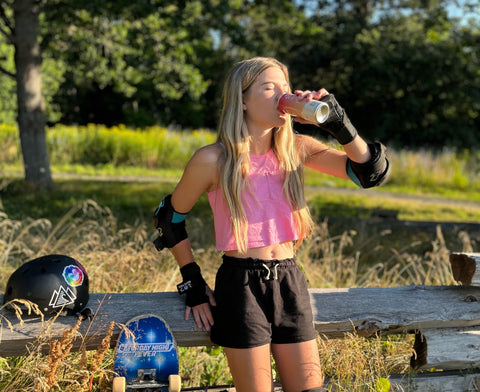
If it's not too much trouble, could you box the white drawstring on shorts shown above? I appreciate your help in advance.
[262,262,279,280]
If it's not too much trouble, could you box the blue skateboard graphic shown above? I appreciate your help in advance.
[113,314,181,392]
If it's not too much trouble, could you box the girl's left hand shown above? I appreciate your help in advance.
[292,89,330,125]
[294,88,329,101]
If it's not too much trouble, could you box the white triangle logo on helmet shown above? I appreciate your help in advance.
[49,286,77,308]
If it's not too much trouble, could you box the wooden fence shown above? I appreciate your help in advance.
[1,252,480,391]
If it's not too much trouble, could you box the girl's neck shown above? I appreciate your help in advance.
[248,128,274,156]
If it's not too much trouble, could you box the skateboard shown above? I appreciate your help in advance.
[113,314,181,392]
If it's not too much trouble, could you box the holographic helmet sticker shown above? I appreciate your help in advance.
[63,265,84,287]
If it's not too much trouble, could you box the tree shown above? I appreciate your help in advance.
[0,0,218,190]
[290,0,480,148]
[41,0,214,128]
[1,0,478,152]
[0,0,53,190]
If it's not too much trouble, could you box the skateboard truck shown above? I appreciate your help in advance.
[138,368,156,382]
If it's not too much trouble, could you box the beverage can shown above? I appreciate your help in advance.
[278,93,329,124]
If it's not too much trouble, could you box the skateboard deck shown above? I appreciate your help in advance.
[113,313,181,392]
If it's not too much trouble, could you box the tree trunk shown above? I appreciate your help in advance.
[14,0,53,190]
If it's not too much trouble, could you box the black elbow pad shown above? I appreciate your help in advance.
[153,194,189,250]
[347,142,391,188]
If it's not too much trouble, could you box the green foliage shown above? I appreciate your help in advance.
[39,0,216,127]
[293,2,479,148]
[1,0,479,148]
[45,124,216,169]
[2,122,480,215]
[0,0,480,148]
[385,147,480,193]
[198,347,233,386]
[0,124,19,164]
[2,123,480,273]
[0,41,16,125]
[374,377,391,392]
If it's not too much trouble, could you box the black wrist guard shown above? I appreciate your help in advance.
[177,262,209,307]
[319,94,358,145]
[153,194,188,251]
[347,142,391,188]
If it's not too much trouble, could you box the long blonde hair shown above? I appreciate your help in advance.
[217,57,313,253]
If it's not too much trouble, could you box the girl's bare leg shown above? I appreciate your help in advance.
[224,344,274,392]
[272,339,324,392]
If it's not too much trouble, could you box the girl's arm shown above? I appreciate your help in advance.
[294,89,390,188]
[155,144,221,331]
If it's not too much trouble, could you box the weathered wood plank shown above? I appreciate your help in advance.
[450,252,480,286]
[411,327,480,370]
[389,370,480,392]
[0,292,199,356]
[310,285,480,337]
[219,373,480,392]
[2,285,480,357]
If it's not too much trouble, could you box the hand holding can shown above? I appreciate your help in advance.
[278,93,330,124]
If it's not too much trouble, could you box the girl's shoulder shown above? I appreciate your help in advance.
[180,143,222,193]
[189,142,224,166]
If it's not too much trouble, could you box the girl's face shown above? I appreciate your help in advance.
[242,66,290,131]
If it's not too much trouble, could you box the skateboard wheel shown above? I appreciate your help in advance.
[168,374,182,392]
[112,376,126,392]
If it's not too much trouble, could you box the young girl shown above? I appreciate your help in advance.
[154,57,390,392]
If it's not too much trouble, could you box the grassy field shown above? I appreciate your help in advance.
[0,124,478,391]
[2,122,480,225]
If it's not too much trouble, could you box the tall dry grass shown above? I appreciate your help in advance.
[296,220,458,289]
[0,200,472,391]
[0,299,116,392]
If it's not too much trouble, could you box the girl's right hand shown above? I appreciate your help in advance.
[185,285,216,331]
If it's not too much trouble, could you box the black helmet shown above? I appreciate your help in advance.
[3,254,89,316]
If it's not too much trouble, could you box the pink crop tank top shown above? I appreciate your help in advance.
[207,149,300,251]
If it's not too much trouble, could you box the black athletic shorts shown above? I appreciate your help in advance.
[210,255,317,348]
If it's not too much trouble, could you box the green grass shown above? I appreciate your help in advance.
[308,190,480,223]
[0,178,214,229]
[2,168,478,233]
[2,122,480,201]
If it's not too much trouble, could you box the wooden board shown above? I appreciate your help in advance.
[309,285,480,337]
[179,373,480,392]
[389,370,480,392]
[2,285,480,356]
[412,326,480,370]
